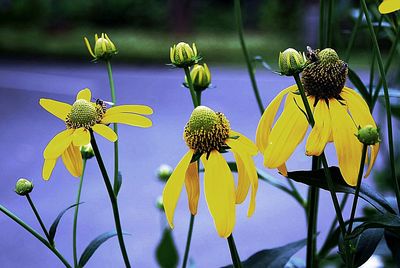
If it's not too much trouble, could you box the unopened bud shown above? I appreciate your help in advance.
[155,196,164,212]
[80,144,95,159]
[156,164,173,182]
[15,178,34,196]
[185,63,211,91]
[357,125,380,145]
[170,42,199,67]
[278,48,306,76]
[84,33,117,61]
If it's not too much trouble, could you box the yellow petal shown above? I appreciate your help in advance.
[231,151,250,204]
[330,99,362,186]
[163,150,194,228]
[92,124,117,142]
[230,130,258,156]
[43,129,74,159]
[106,105,153,116]
[102,113,152,128]
[278,163,288,177]
[379,0,400,14]
[305,100,331,156]
[204,151,236,238]
[365,143,380,178]
[185,162,200,215]
[256,85,296,153]
[264,93,309,168]
[61,144,83,177]
[341,87,376,127]
[72,128,90,146]
[39,99,71,121]
[84,37,96,58]
[42,159,57,180]
[76,88,91,101]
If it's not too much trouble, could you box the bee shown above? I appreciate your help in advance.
[95,98,113,114]
[306,46,320,62]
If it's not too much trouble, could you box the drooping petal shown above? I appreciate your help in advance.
[101,113,152,128]
[185,162,200,215]
[106,105,153,116]
[231,151,250,204]
[61,144,83,177]
[341,87,376,127]
[379,0,400,14]
[204,151,236,238]
[278,164,288,177]
[264,93,309,168]
[76,88,91,101]
[330,99,362,186]
[92,124,117,142]
[230,130,258,156]
[163,150,194,228]
[43,129,74,159]
[365,143,380,178]
[72,128,90,146]
[255,85,297,152]
[39,99,71,121]
[84,37,96,58]
[42,159,57,180]
[305,100,331,156]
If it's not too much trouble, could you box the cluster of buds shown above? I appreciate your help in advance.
[278,48,306,76]
[84,33,118,61]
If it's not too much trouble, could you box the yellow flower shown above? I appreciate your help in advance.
[169,42,200,68]
[256,48,379,186]
[40,88,153,180]
[162,106,258,238]
[379,0,400,14]
[84,33,118,61]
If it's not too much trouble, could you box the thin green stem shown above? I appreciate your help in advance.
[90,132,131,268]
[319,0,326,47]
[234,0,264,114]
[227,234,242,268]
[181,214,195,268]
[347,145,368,235]
[73,159,87,268]
[287,178,306,208]
[196,91,202,107]
[184,67,199,108]
[361,0,399,211]
[26,194,52,244]
[344,9,363,62]
[369,53,376,101]
[106,60,120,195]
[0,205,72,268]
[326,0,334,47]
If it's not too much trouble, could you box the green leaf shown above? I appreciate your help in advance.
[222,238,306,268]
[353,228,384,267]
[114,171,122,196]
[49,202,83,243]
[384,230,400,267]
[348,68,371,104]
[287,167,396,214]
[156,228,179,268]
[79,231,122,267]
[348,213,400,239]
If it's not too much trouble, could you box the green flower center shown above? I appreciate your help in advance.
[184,106,230,154]
[66,99,104,129]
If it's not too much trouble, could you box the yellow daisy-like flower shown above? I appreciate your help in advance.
[379,0,400,14]
[163,106,258,238]
[40,88,153,180]
[256,48,379,186]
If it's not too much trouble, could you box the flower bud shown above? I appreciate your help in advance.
[357,125,381,145]
[80,144,95,160]
[278,48,306,76]
[170,42,199,67]
[155,196,164,212]
[156,164,173,182]
[84,33,117,61]
[15,178,34,196]
[185,64,211,91]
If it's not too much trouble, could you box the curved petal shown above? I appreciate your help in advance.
[39,99,71,121]
[61,144,83,177]
[379,0,400,14]
[230,130,258,156]
[204,151,236,238]
[330,99,362,186]
[305,100,331,156]
[43,129,74,159]
[76,88,91,101]
[185,162,200,215]
[256,85,297,152]
[92,124,117,142]
[102,113,152,128]
[341,87,376,127]
[365,143,380,178]
[278,164,288,177]
[42,159,57,180]
[72,128,90,146]
[231,151,250,204]
[106,105,153,116]
[163,150,194,228]
[263,93,309,168]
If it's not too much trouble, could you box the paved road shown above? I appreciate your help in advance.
[0,59,385,267]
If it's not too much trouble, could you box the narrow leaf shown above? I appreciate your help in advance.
[353,228,384,267]
[114,171,122,196]
[384,230,400,267]
[348,213,400,239]
[348,68,371,103]
[49,202,83,242]
[156,228,179,268]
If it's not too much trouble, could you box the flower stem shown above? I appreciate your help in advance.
[26,193,52,245]
[227,234,242,268]
[0,205,72,268]
[234,0,264,114]
[90,131,131,268]
[184,67,199,108]
[361,0,399,212]
[181,214,195,268]
[344,9,363,62]
[105,60,120,195]
[73,159,87,268]
[326,0,334,47]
